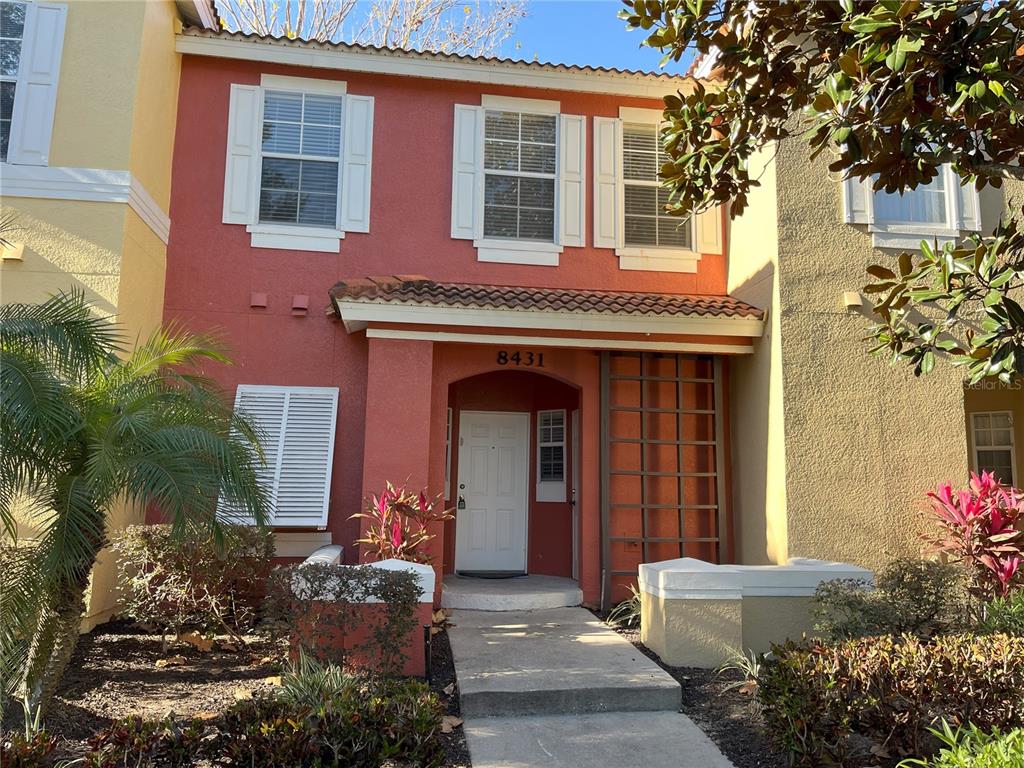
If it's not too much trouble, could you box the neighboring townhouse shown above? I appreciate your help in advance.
[728,141,1023,569]
[0,0,216,629]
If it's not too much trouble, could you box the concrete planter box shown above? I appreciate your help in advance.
[639,557,871,668]
[290,549,435,676]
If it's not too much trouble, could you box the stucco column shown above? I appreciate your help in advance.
[359,337,443,597]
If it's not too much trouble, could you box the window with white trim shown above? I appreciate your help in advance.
[223,75,374,253]
[622,123,692,250]
[0,1,66,166]
[259,90,343,228]
[451,95,585,266]
[0,1,24,160]
[483,110,557,242]
[843,164,982,249]
[218,385,340,527]
[970,411,1016,487]
[592,108,720,274]
[537,409,566,502]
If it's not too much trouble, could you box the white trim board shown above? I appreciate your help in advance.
[365,327,754,355]
[1,164,171,244]
[176,33,693,99]
[337,300,765,337]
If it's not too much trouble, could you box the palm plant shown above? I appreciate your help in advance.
[0,292,269,717]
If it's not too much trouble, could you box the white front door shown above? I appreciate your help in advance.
[455,411,530,574]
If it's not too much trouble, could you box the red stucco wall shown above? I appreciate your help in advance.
[163,54,731,606]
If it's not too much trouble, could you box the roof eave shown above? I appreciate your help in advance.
[332,298,766,338]
[174,31,695,99]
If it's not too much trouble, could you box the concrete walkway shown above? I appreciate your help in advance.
[449,607,736,767]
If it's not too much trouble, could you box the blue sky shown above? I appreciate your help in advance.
[496,0,690,73]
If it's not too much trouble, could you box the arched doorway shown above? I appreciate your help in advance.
[443,369,581,580]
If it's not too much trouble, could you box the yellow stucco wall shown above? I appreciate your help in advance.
[1,1,182,629]
[726,143,1015,572]
[641,591,743,668]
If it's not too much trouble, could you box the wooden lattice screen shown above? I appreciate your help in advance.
[600,352,727,610]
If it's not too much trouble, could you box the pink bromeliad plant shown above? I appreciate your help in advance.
[351,482,454,564]
[926,471,1024,600]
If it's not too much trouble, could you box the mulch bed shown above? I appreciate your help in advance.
[3,619,472,767]
[615,627,787,768]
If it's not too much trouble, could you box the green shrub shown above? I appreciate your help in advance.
[900,722,1024,768]
[262,562,419,675]
[114,524,274,646]
[221,663,444,768]
[978,591,1024,637]
[0,731,56,768]
[85,715,204,768]
[812,558,968,641]
[759,633,1024,767]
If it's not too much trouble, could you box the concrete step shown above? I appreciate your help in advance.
[464,711,736,768]
[449,607,680,718]
[441,575,582,611]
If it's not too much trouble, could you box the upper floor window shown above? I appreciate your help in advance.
[222,74,374,253]
[0,1,66,166]
[259,90,343,228]
[592,107,721,273]
[843,164,981,249]
[483,110,557,242]
[622,123,692,250]
[450,95,585,266]
[0,1,25,160]
[970,411,1016,487]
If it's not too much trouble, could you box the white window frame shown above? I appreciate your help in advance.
[970,410,1016,487]
[617,107,697,268]
[221,384,340,528]
[843,164,982,250]
[0,1,24,161]
[445,406,453,501]
[536,408,567,503]
[248,75,347,250]
[223,74,374,253]
[476,95,564,265]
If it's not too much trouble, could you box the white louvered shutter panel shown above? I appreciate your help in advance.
[957,182,982,231]
[558,114,586,247]
[218,387,287,524]
[340,94,374,233]
[6,2,67,166]
[451,104,483,239]
[274,388,339,527]
[593,117,621,248]
[695,205,724,255]
[222,84,262,225]
[843,177,871,224]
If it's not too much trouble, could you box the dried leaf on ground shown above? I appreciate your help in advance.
[233,687,252,701]
[178,631,214,652]
[443,683,455,696]
[263,675,282,686]
[441,715,463,734]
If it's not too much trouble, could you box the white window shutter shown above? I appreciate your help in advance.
[451,104,483,240]
[6,2,67,166]
[957,181,982,232]
[558,113,586,247]
[220,386,339,528]
[218,387,287,524]
[695,205,723,255]
[593,116,621,248]
[843,177,871,224]
[274,388,339,528]
[340,94,374,233]
[223,84,262,225]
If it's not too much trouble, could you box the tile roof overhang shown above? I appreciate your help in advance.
[328,276,765,354]
[176,26,699,98]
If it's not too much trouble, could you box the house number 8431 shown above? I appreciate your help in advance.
[496,350,545,368]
